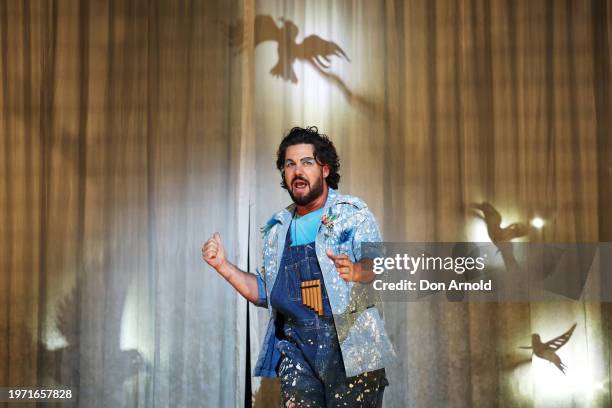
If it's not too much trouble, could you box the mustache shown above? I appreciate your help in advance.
[292,176,309,186]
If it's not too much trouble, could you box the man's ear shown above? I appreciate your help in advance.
[282,169,292,188]
[322,164,330,179]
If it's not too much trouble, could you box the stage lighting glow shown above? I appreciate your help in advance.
[531,217,545,229]
[120,280,150,360]
[530,357,607,403]
[44,321,69,351]
[468,218,491,242]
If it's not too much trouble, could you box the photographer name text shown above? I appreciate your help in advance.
[373,279,492,292]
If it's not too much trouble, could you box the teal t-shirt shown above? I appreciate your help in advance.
[289,207,325,246]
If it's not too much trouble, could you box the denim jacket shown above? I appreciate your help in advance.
[253,188,396,378]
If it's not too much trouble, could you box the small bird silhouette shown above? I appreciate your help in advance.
[519,323,577,374]
[470,202,528,243]
[470,202,528,271]
[227,15,350,83]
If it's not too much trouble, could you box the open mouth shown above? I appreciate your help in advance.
[293,179,309,193]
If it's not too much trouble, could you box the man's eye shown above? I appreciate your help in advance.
[285,162,295,168]
[302,159,315,166]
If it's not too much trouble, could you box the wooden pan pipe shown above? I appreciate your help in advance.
[300,279,323,316]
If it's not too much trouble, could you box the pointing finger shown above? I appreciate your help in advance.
[338,272,351,282]
[334,258,351,268]
[326,249,349,261]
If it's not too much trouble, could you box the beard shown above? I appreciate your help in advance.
[287,173,325,206]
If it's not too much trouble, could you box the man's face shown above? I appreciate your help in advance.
[283,144,330,206]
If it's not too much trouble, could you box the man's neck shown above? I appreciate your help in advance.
[296,187,329,216]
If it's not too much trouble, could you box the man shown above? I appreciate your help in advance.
[202,126,395,407]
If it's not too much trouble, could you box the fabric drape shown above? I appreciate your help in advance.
[1,0,253,407]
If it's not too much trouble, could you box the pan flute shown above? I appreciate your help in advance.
[300,279,323,316]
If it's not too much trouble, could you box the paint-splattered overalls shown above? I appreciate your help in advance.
[270,224,388,407]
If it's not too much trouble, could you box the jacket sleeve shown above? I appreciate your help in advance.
[254,268,268,308]
[352,208,384,262]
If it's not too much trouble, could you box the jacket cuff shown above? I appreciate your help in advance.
[255,270,268,308]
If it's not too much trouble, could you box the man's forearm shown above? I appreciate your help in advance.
[216,260,260,304]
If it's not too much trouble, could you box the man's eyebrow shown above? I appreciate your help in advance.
[285,156,315,162]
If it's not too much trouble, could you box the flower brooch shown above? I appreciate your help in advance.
[321,212,338,237]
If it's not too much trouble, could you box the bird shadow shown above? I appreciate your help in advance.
[220,15,382,118]
[516,323,577,375]
[36,282,147,406]
[469,202,528,273]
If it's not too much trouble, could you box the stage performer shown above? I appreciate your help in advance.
[202,126,395,407]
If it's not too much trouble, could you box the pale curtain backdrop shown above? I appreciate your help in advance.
[1,0,254,407]
[1,0,611,408]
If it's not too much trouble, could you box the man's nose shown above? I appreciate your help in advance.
[294,163,305,176]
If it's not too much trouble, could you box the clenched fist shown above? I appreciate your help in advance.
[202,232,227,272]
[201,232,260,304]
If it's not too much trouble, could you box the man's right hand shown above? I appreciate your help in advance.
[201,232,261,305]
[202,232,227,272]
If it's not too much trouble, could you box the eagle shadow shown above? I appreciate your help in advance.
[37,283,147,407]
[222,15,381,117]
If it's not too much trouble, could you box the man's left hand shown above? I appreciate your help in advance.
[326,249,362,283]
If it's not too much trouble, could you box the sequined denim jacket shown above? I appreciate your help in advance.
[253,188,396,378]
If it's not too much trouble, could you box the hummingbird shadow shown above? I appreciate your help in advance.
[470,202,528,273]
[518,323,577,374]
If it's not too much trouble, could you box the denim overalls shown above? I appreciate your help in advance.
[270,221,387,407]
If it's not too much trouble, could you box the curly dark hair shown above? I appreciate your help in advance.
[276,126,341,190]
